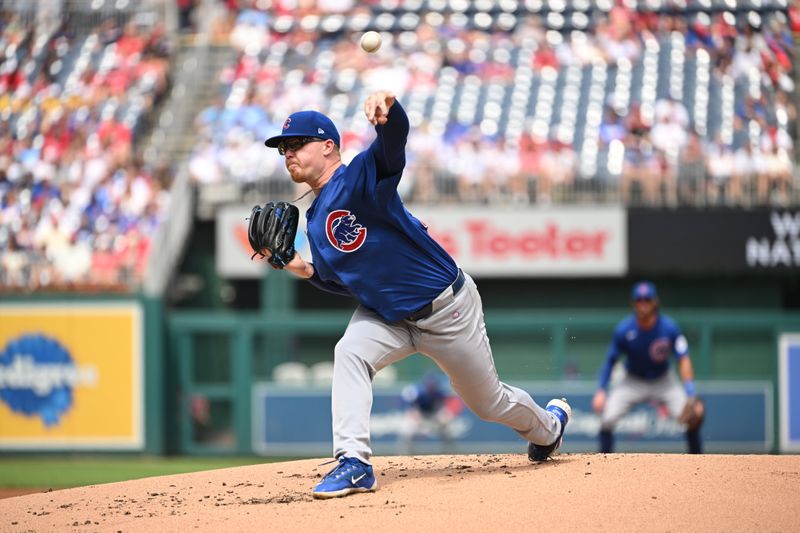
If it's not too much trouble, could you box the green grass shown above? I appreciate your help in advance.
[0,456,298,489]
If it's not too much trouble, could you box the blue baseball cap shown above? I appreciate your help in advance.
[264,110,340,148]
[631,281,658,300]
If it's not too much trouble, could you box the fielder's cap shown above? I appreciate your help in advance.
[264,110,340,148]
[631,281,658,300]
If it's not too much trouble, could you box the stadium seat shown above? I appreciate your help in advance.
[272,362,310,387]
[181,0,797,208]
[373,365,398,388]
[310,361,336,387]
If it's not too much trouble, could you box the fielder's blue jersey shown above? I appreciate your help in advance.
[305,103,458,322]
[597,313,689,390]
[401,382,446,415]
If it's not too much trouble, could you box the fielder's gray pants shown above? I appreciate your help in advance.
[600,372,688,431]
[331,272,560,464]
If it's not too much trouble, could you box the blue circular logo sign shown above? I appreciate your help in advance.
[0,334,80,427]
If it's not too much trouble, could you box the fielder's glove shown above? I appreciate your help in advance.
[678,396,705,431]
[247,201,299,269]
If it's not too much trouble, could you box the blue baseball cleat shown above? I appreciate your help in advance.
[312,456,378,499]
[528,398,572,462]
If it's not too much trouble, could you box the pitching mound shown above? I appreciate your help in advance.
[1,453,799,532]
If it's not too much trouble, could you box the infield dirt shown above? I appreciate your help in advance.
[1,453,799,532]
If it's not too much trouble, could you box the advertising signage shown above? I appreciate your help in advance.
[252,381,772,455]
[218,205,627,278]
[629,208,800,274]
[410,206,627,277]
[0,303,144,450]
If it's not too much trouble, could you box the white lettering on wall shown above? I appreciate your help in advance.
[746,212,800,268]
[0,356,98,396]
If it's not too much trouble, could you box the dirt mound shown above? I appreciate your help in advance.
[0,489,43,501]
[1,453,799,532]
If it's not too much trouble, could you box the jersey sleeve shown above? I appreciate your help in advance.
[366,102,409,201]
[673,329,689,358]
[597,328,624,390]
[662,316,689,359]
[307,267,352,297]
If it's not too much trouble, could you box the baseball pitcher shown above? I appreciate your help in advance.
[250,91,571,499]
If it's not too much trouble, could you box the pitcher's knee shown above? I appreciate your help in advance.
[334,340,375,379]
[334,338,353,361]
[468,402,500,422]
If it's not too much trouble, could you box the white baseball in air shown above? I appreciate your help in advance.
[360,31,382,53]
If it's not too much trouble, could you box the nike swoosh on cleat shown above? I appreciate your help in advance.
[351,473,366,485]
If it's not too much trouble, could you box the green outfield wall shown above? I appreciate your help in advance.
[1,286,797,455]
[168,294,800,454]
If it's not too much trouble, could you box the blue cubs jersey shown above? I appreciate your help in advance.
[305,103,458,322]
[597,313,689,389]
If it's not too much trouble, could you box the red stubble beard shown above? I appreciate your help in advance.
[286,159,305,183]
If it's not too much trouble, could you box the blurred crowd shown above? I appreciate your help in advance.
[189,0,798,207]
[1,1,797,292]
[0,9,173,292]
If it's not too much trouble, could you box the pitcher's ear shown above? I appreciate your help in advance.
[322,139,335,155]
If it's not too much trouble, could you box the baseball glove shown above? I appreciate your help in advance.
[678,396,705,431]
[247,201,299,269]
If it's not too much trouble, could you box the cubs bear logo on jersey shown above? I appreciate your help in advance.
[326,210,367,252]
[649,337,671,363]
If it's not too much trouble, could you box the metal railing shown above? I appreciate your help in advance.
[0,0,174,33]
[194,163,800,214]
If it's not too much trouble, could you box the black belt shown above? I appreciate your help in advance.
[406,269,465,321]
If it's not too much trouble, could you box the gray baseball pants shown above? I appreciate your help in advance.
[331,271,561,464]
[600,372,688,430]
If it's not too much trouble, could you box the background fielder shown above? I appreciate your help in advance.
[592,281,704,454]
[397,371,462,455]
